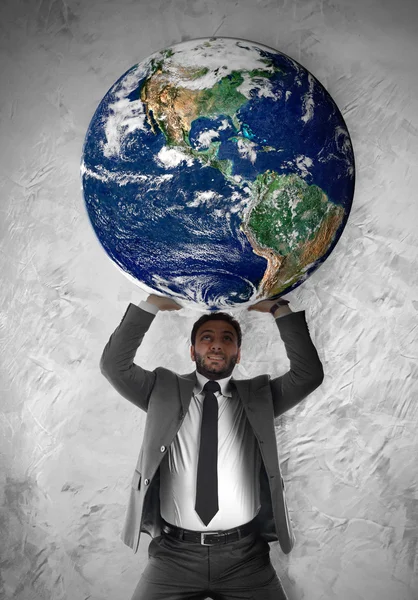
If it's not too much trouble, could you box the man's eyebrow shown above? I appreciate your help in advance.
[199,328,236,336]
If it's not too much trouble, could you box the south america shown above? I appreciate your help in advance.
[241,171,346,298]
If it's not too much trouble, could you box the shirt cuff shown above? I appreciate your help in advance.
[138,300,159,315]
[273,306,293,319]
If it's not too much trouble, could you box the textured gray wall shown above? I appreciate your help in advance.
[1,0,417,599]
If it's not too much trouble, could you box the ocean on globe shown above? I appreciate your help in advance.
[81,37,355,310]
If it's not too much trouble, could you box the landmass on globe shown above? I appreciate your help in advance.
[139,44,346,297]
[242,171,345,296]
[81,38,354,308]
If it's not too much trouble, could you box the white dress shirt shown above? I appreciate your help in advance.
[159,370,261,531]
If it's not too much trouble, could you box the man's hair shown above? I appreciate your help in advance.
[191,312,242,348]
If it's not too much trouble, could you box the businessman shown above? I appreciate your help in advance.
[100,293,324,600]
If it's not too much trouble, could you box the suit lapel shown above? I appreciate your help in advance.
[147,372,195,453]
[178,371,197,415]
[231,376,274,441]
[231,377,250,407]
[232,376,281,474]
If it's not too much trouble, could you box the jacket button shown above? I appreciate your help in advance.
[144,478,150,485]
[160,446,166,452]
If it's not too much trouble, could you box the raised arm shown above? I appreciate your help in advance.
[248,299,324,418]
[100,295,182,412]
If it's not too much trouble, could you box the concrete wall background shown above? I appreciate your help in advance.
[1,0,417,599]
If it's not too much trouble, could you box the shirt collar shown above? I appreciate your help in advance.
[194,370,233,397]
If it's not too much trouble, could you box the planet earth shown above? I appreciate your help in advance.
[81,37,355,310]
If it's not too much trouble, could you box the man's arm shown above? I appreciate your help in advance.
[248,299,324,418]
[99,295,182,412]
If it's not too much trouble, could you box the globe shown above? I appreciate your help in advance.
[81,37,355,310]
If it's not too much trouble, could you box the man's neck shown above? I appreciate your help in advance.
[195,370,232,397]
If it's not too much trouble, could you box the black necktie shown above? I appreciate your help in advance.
[195,380,221,526]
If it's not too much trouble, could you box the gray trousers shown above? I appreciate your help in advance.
[131,531,289,600]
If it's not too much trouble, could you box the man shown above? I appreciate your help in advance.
[100,293,324,600]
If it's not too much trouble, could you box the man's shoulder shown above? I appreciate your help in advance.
[155,367,195,382]
[232,373,270,389]
[154,366,179,378]
[251,373,271,387]
[150,367,183,390]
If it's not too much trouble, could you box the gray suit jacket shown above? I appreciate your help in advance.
[100,303,324,555]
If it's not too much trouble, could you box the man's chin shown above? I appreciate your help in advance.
[194,353,237,380]
[196,363,234,379]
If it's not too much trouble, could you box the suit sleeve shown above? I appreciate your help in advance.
[99,303,157,412]
[270,311,324,418]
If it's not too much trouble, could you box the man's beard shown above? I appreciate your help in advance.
[194,351,238,379]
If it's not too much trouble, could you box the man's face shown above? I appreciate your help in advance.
[190,320,241,380]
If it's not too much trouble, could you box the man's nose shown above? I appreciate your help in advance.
[210,340,223,351]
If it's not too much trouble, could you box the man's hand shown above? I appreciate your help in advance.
[146,294,182,311]
[248,299,278,313]
[248,298,292,318]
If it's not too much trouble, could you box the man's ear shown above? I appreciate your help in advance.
[190,345,196,362]
[236,348,241,364]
